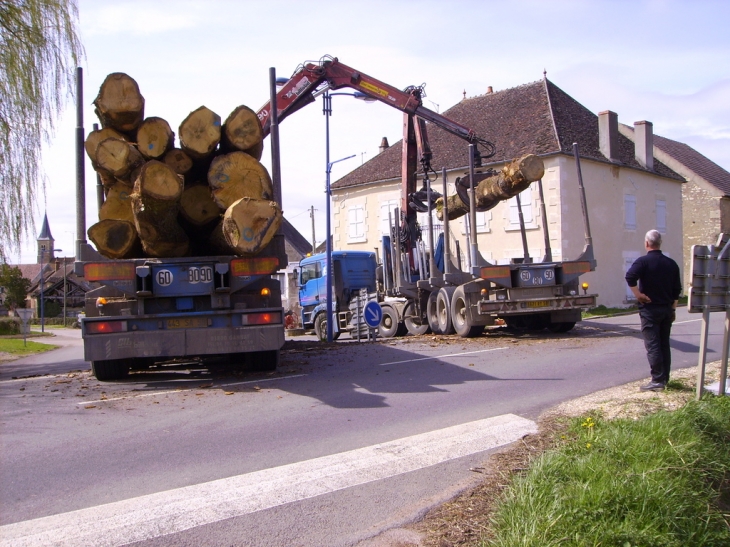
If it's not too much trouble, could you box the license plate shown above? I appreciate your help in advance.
[167,317,208,329]
[524,300,550,308]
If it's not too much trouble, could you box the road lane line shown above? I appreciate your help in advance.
[78,374,308,405]
[0,414,536,547]
[378,346,508,366]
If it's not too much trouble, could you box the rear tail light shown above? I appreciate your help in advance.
[241,312,281,326]
[86,321,128,334]
[84,262,136,281]
[230,257,279,276]
[574,297,596,306]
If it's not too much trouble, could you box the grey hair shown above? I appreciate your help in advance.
[645,229,662,249]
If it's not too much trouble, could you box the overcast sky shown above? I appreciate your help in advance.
[13,0,730,264]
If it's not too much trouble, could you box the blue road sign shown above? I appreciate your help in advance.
[363,301,383,328]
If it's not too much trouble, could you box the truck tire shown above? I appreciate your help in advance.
[426,291,442,334]
[404,301,430,336]
[436,287,456,335]
[91,359,130,381]
[378,306,406,338]
[314,313,339,342]
[451,286,483,338]
[547,321,576,333]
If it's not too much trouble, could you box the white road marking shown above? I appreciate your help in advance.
[78,374,308,405]
[0,414,536,547]
[378,346,508,366]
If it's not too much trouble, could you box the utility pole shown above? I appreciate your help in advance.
[309,205,316,254]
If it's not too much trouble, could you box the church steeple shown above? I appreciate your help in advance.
[37,213,55,264]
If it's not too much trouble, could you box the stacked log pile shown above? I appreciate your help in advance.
[86,72,281,259]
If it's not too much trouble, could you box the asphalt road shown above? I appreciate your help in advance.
[0,308,725,546]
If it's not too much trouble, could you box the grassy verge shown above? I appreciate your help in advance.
[582,304,636,318]
[0,338,57,357]
[483,397,730,547]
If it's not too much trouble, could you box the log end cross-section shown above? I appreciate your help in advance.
[136,117,175,160]
[93,72,145,133]
[222,198,282,256]
[179,106,221,160]
[88,219,141,260]
[208,151,273,210]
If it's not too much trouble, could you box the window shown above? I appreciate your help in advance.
[624,194,636,230]
[300,262,321,284]
[508,185,533,227]
[379,199,399,236]
[348,205,366,243]
[462,211,490,234]
[656,199,666,233]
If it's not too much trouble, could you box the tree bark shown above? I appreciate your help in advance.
[85,127,126,167]
[95,137,145,184]
[436,154,545,220]
[136,117,175,159]
[130,161,189,257]
[179,106,221,159]
[222,197,282,256]
[88,219,141,259]
[93,72,145,134]
[99,182,134,223]
[221,105,263,153]
[208,151,273,209]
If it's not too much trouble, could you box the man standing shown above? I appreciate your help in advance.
[625,230,682,391]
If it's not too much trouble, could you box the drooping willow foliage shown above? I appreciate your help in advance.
[0,0,83,260]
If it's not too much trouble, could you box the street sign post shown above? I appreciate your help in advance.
[15,308,34,347]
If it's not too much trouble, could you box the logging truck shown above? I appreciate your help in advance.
[268,56,598,339]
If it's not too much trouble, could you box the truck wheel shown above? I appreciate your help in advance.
[91,359,130,381]
[378,306,405,338]
[404,301,430,336]
[314,313,339,342]
[547,321,576,333]
[451,286,483,338]
[426,291,442,334]
[436,287,456,335]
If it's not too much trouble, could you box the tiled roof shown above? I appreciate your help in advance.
[333,79,682,189]
[653,134,730,196]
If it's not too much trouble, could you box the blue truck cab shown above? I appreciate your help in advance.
[298,251,377,341]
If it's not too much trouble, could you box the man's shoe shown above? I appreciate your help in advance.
[640,381,666,392]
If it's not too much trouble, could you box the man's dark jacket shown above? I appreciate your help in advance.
[625,250,681,308]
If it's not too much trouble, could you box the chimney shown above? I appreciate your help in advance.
[379,137,389,154]
[487,86,493,94]
[598,110,619,161]
[633,120,654,170]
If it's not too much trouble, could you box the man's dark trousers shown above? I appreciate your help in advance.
[639,306,674,384]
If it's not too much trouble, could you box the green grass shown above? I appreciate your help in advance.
[582,304,637,318]
[0,338,57,356]
[484,397,730,547]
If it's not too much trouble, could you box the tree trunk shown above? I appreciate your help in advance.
[436,154,545,220]
[136,117,174,159]
[93,72,145,134]
[88,219,141,259]
[221,105,263,153]
[178,183,221,243]
[243,139,264,161]
[85,127,126,167]
[163,148,194,178]
[130,161,189,257]
[222,197,282,255]
[179,106,221,159]
[99,182,134,223]
[95,137,145,184]
[208,151,273,209]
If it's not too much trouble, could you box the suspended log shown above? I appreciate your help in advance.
[222,197,282,255]
[88,219,141,259]
[85,127,126,167]
[99,182,134,223]
[130,161,189,257]
[221,105,263,153]
[136,117,175,159]
[436,154,545,220]
[93,73,145,133]
[95,137,145,184]
[179,106,221,159]
[208,151,273,209]
[163,148,194,178]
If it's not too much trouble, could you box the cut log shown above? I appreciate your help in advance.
[93,73,145,133]
[88,219,141,259]
[221,105,263,153]
[95,137,145,183]
[179,183,221,227]
[222,197,282,255]
[131,161,189,257]
[244,139,264,161]
[85,127,126,167]
[208,151,273,209]
[99,182,134,223]
[436,154,545,220]
[136,117,174,160]
[179,106,221,159]
[163,148,194,177]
